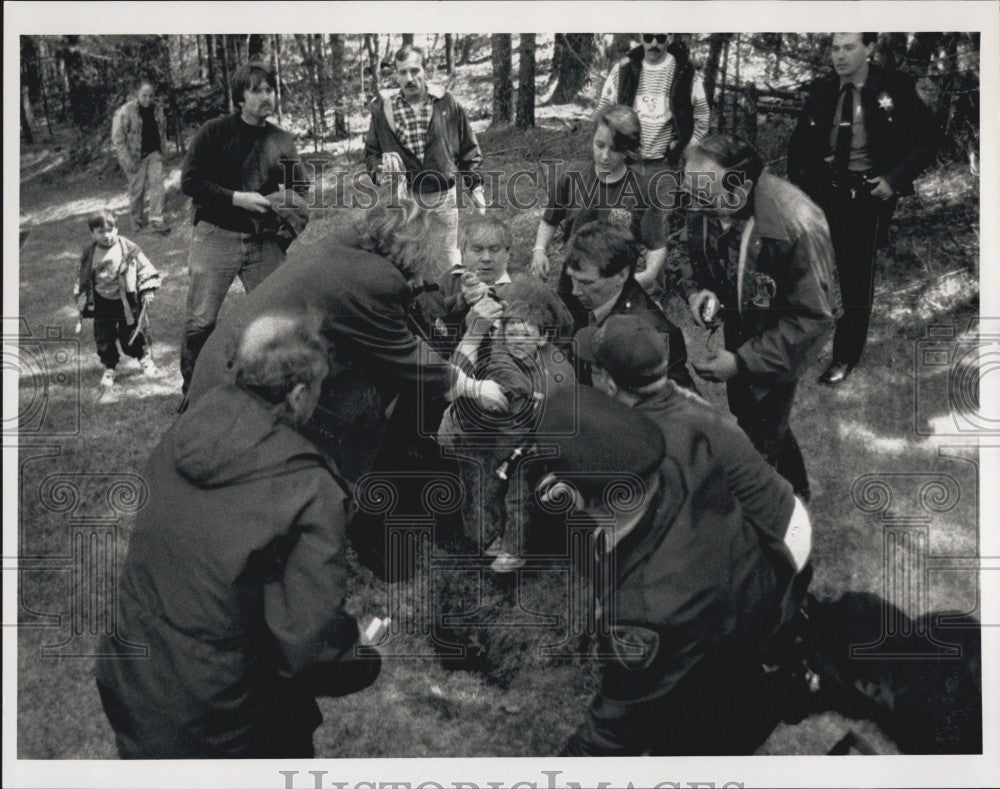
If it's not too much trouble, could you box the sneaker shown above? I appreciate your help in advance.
[140,356,158,376]
[484,536,504,557]
[100,367,117,388]
[490,553,525,573]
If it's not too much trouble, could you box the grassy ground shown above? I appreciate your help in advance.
[15,94,980,758]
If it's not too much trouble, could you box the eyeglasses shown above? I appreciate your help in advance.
[642,34,668,44]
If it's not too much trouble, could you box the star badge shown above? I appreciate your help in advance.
[878,93,894,111]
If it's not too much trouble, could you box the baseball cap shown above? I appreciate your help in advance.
[575,315,670,389]
[539,385,666,501]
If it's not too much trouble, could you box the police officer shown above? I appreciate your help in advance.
[788,33,939,385]
[540,385,808,755]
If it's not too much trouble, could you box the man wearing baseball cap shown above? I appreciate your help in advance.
[539,384,807,755]
[576,313,812,575]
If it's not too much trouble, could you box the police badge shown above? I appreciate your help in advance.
[749,272,778,308]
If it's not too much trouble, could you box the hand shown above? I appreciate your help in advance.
[461,279,490,307]
[465,296,503,337]
[530,249,551,279]
[75,293,88,312]
[381,152,404,174]
[475,379,509,413]
[687,290,719,330]
[141,291,155,304]
[867,176,896,201]
[692,350,739,382]
[232,191,272,214]
[470,185,487,215]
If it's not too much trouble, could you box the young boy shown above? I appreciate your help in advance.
[439,274,575,572]
[74,210,162,388]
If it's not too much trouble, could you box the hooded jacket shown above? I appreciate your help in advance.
[94,384,360,757]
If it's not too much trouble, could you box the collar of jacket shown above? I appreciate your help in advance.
[747,172,793,243]
[378,82,446,104]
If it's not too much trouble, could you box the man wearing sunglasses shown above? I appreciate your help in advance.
[598,33,710,169]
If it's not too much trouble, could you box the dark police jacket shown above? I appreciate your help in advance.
[787,63,939,199]
[681,173,842,385]
[572,418,798,754]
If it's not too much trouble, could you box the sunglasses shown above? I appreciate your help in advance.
[642,34,668,44]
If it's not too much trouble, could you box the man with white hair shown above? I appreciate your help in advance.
[96,315,380,758]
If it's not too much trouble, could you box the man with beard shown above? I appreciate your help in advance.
[179,61,309,392]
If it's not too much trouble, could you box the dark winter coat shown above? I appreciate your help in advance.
[184,235,455,487]
[570,412,799,754]
[94,384,361,758]
[681,172,842,384]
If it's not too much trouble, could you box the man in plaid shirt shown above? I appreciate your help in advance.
[365,44,485,269]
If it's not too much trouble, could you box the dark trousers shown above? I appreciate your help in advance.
[818,183,895,368]
[93,292,146,369]
[562,652,784,756]
[727,376,810,501]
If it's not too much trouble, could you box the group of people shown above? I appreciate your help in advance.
[88,32,939,758]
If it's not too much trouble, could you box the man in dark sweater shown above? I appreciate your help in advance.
[179,61,308,392]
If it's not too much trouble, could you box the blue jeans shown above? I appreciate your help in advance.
[180,221,284,390]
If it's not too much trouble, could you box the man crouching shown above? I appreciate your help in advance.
[95,315,380,758]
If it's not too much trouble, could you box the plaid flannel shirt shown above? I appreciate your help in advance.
[391,92,434,161]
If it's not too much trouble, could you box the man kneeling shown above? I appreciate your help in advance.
[541,385,808,755]
[95,315,380,758]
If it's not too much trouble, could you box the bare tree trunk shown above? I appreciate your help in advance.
[516,33,536,129]
[717,35,730,132]
[490,34,513,127]
[272,34,283,121]
[364,34,381,94]
[607,33,631,63]
[21,86,35,144]
[703,33,728,110]
[444,33,454,75]
[548,33,595,105]
[206,34,216,86]
[328,34,348,138]
[218,35,233,113]
[248,34,267,61]
[732,33,741,135]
